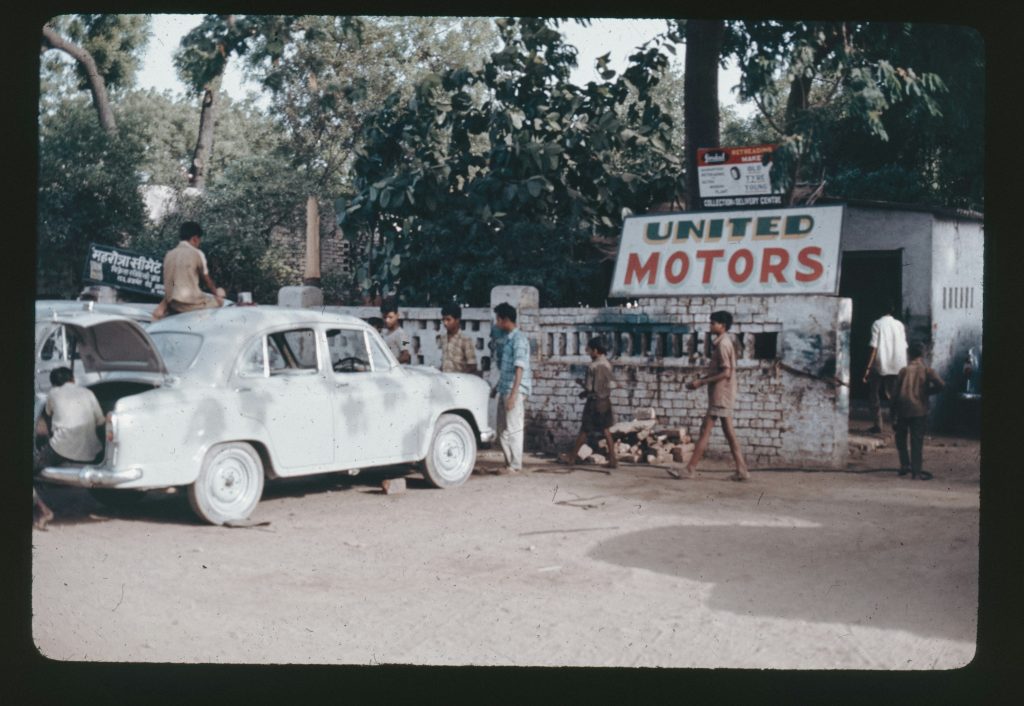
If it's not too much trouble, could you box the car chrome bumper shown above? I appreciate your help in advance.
[39,465,143,488]
[479,428,497,443]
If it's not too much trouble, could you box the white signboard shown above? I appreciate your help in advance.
[697,144,783,209]
[609,205,844,297]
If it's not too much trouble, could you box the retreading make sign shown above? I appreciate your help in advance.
[608,205,844,298]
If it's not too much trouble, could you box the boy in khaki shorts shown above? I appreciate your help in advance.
[668,310,750,481]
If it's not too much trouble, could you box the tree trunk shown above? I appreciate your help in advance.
[303,195,322,286]
[683,19,724,210]
[41,25,116,134]
[189,73,223,190]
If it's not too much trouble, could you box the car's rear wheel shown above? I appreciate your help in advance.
[422,414,476,488]
[88,488,146,509]
[188,442,265,525]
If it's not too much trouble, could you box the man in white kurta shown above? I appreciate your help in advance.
[861,302,908,433]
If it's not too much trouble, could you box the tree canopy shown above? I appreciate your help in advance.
[36,15,984,304]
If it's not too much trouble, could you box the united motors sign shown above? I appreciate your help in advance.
[609,205,844,297]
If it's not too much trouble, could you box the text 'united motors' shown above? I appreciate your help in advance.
[609,205,844,297]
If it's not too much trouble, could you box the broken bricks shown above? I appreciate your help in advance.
[568,411,695,468]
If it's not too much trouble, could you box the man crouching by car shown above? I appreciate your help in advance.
[33,367,105,529]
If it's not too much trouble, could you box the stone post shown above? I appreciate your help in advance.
[303,195,321,287]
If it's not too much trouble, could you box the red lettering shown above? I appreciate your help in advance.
[728,249,755,283]
[664,251,689,284]
[760,247,789,283]
[796,246,824,282]
[625,252,660,285]
[696,249,725,284]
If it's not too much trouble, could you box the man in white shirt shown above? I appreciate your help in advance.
[33,367,106,529]
[861,301,908,433]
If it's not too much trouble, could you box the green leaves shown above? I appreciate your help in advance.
[339,17,684,305]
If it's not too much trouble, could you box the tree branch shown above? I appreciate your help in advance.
[41,24,117,134]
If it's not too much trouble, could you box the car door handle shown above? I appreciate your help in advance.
[335,382,350,388]
[235,387,252,393]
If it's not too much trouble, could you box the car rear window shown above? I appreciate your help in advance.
[150,332,203,373]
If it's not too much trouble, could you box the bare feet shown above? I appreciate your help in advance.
[729,469,751,481]
[33,504,54,531]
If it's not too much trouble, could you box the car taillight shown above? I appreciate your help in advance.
[106,412,116,442]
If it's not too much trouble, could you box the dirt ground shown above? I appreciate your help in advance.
[30,426,979,670]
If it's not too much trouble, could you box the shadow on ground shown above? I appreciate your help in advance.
[588,523,976,643]
[35,465,427,527]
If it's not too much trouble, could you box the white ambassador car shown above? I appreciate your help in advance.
[37,306,495,524]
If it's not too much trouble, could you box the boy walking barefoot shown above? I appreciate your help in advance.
[668,310,750,481]
[892,341,946,480]
[559,337,617,469]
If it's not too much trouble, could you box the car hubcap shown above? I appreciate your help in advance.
[435,426,471,482]
[209,450,254,509]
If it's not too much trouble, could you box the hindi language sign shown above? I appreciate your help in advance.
[609,205,844,298]
[83,242,164,297]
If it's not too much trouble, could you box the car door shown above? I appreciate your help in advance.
[326,327,429,466]
[235,327,335,473]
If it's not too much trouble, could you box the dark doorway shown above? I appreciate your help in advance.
[838,250,902,401]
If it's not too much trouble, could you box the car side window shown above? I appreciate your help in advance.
[326,328,371,373]
[40,326,67,362]
[268,329,318,375]
[368,335,393,372]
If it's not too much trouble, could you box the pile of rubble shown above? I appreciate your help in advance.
[574,408,694,467]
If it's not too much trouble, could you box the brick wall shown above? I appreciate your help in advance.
[314,286,851,470]
[271,224,351,279]
[518,293,851,469]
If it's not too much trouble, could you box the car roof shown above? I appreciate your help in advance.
[36,300,155,322]
[145,306,378,383]
[146,305,371,334]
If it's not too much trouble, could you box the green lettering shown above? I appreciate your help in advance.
[754,216,781,238]
[728,217,752,240]
[674,220,705,241]
[783,214,815,238]
[644,221,671,242]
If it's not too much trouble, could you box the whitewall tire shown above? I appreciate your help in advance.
[188,442,265,525]
[422,414,477,489]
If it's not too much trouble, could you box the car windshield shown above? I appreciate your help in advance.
[150,332,203,374]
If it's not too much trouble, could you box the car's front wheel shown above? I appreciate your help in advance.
[188,442,265,525]
[422,414,477,488]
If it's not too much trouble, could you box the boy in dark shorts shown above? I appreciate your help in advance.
[560,337,617,469]
[669,310,750,481]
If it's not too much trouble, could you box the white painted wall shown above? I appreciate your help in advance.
[929,217,984,424]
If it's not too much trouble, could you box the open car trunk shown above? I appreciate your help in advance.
[88,380,161,416]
